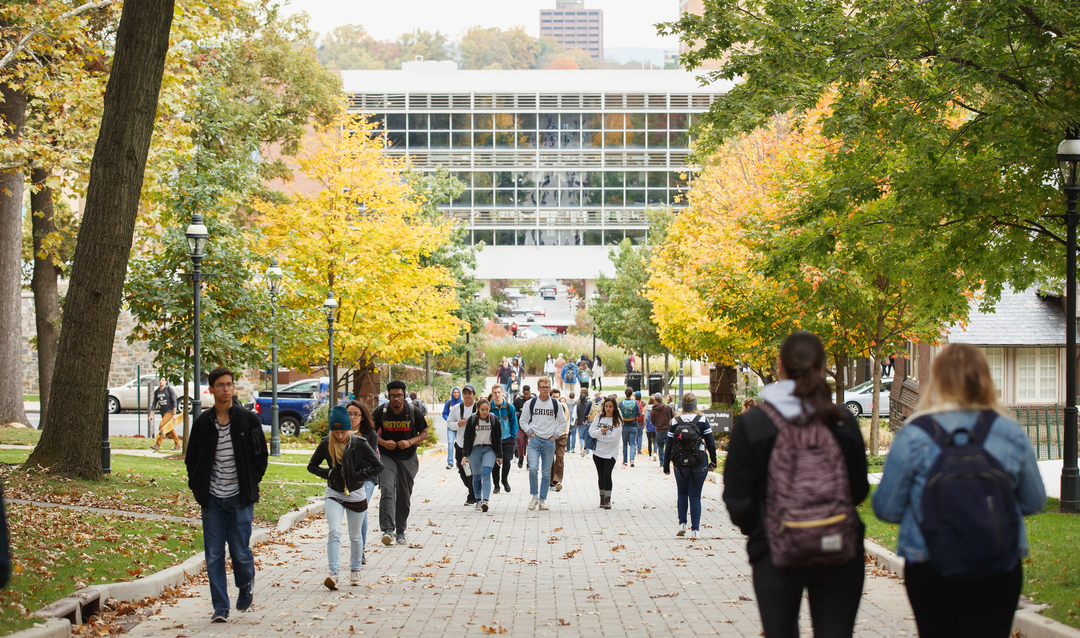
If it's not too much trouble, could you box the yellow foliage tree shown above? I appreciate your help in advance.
[258,110,464,375]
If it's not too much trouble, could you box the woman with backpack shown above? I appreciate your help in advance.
[544,353,556,385]
[588,396,623,509]
[347,401,380,566]
[872,344,1045,638]
[442,387,462,470]
[307,406,384,589]
[663,393,718,539]
[618,387,640,467]
[462,398,503,512]
[723,331,869,638]
[576,361,591,395]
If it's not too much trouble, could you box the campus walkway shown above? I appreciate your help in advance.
[127,451,918,638]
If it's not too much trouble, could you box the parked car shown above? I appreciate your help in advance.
[843,378,892,417]
[252,377,332,437]
[539,286,557,300]
[525,307,546,317]
[107,375,206,414]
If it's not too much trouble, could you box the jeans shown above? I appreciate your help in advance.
[378,455,419,536]
[202,494,255,617]
[325,496,363,574]
[469,445,497,500]
[573,424,590,453]
[359,480,376,561]
[527,436,556,500]
[568,423,579,451]
[674,461,710,530]
[904,561,1022,638]
[622,426,638,464]
[656,432,669,466]
[499,438,516,485]
[455,444,475,500]
[637,425,645,452]
[445,428,456,465]
[593,455,616,491]
[752,553,864,638]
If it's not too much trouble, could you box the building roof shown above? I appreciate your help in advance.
[947,288,1076,347]
[340,68,732,96]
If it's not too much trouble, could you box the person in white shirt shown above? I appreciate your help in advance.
[589,396,623,509]
[446,384,478,506]
[519,377,568,511]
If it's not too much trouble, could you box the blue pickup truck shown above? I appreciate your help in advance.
[250,377,329,436]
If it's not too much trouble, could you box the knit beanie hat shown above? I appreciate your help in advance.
[328,405,351,431]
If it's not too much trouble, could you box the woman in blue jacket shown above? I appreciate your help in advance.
[488,385,518,494]
[873,344,1045,638]
[442,387,462,469]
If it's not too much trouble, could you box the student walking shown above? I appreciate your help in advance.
[650,393,675,465]
[151,378,180,451]
[347,401,380,566]
[569,392,591,453]
[185,367,268,623]
[488,385,518,494]
[591,354,605,391]
[548,389,572,492]
[553,353,567,391]
[588,396,622,509]
[544,354,556,385]
[446,385,479,505]
[308,406,383,589]
[576,361,591,395]
[634,391,646,453]
[723,332,869,638]
[513,386,532,468]
[374,380,429,546]
[618,388,640,467]
[441,387,462,470]
[644,395,656,458]
[519,377,568,511]
[462,398,504,512]
[664,393,718,539]
[560,360,579,396]
[872,344,1045,638]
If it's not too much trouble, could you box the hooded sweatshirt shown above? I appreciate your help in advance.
[446,399,477,447]
[489,398,518,440]
[442,387,462,421]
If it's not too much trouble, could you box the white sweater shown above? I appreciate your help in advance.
[589,416,621,460]
[520,395,568,439]
[446,401,476,447]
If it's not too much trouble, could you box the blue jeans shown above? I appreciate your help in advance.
[446,428,456,465]
[359,480,376,562]
[656,433,669,466]
[637,425,645,452]
[622,426,638,464]
[469,445,497,500]
[202,494,255,617]
[568,424,580,451]
[527,436,556,500]
[325,496,363,574]
[674,461,710,530]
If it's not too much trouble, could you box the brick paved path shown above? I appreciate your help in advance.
[127,451,918,637]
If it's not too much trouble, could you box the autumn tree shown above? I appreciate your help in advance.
[317,25,453,70]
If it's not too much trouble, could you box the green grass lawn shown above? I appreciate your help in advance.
[0,504,201,635]
[0,427,186,451]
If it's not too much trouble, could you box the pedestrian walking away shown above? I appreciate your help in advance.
[446,385,479,504]
[462,398,504,512]
[374,380,429,546]
[618,387,640,466]
[519,377,568,511]
[497,359,513,396]
[184,367,268,623]
[409,391,428,416]
[664,393,718,539]
[560,360,578,397]
[543,354,556,386]
[872,344,1045,638]
[651,393,676,465]
[513,386,532,469]
[553,353,567,391]
[645,395,657,458]
[488,385,518,494]
[576,361,591,396]
[548,389,571,492]
[591,354,604,391]
[634,391,646,454]
[151,377,180,451]
[307,406,384,590]
[588,396,623,509]
[723,332,869,638]
[508,370,521,401]
[347,400,380,566]
[441,387,462,470]
[569,391,591,453]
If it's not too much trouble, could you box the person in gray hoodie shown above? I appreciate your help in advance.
[519,377,567,511]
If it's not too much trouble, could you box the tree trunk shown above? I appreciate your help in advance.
[869,346,883,456]
[27,0,176,478]
[0,84,29,427]
[834,351,847,406]
[30,167,62,427]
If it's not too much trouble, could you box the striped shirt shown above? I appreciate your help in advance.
[209,415,239,498]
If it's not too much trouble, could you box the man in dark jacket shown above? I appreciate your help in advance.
[185,366,268,623]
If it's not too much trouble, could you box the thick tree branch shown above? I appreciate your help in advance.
[0,0,119,71]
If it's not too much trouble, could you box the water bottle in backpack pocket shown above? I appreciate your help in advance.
[912,411,1021,579]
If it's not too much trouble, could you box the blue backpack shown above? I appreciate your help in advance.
[912,410,1021,578]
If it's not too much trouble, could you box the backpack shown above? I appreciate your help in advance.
[624,356,633,372]
[912,410,1021,578]
[562,365,577,382]
[759,402,858,568]
[669,416,705,469]
[618,399,639,421]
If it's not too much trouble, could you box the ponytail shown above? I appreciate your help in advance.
[779,331,844,424]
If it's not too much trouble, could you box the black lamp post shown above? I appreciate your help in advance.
[323,291,338,405]
[1057,133,1080,514]
[186,213,209,421]
[266,258,283,456]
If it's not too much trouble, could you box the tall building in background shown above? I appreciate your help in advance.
[539,1,604,60]
[678,0,723,70]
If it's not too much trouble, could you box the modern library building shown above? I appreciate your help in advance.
[341,60,731,292]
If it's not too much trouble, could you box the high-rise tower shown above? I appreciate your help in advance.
[539,1,604,60]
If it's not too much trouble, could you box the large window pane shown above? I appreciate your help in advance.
[474,189,493,205]
[408,132,428,148]
[585,189,603,206]
[496,230,515,246]
[669,113,689,129]
[475,172,494,187]
[605,189,624,206]
[515,230,529,246]
[562,113,582,129]
[452,113,471,129]
[494,113,515,130]
[669,130,689,148]
[517,132,536,149]
[516,113,537,130]
[626,189,646,205]
[604,113,625,129]
[473,229,493,246]
[583,229,602,245]
[626,132,645,149]
[670,171,689,188]
[540,113,560,129]
[627,113,645,129]
[495,190,513,205]
[387,131,406,148]
[648,113,668,130]
[538,229,558,245]
[583,172,602,188]
[604,172,625,187]
[648,172,668,187]
[604,229,623,245]
[495,132,515,148]
[496,172,514,188]
[516,172,537,187]
[368,113,386,130]
[473,114,493,129]
[604,132,624,148]
[583,131,603,148]
[581,113,602,129]
[625,171,645,188]
[430,113,450,130]
[626,228,646,244]
[560,132,581,149]
[452,132,471,148]
[473,131,494,148]
[647,132,667,149]
[540,131,559,148]
[408,113,428,130]
[387,113,406,129]
[430,132,449,148]
[452,189,471,207]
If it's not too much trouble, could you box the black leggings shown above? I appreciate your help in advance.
[752,553,864,638]
[499,438,515,484]
[593,455,616,491]
[646,431,656,455]
[904,561,1022,638]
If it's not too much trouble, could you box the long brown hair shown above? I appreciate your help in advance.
[348,400,374,436]
[916,344,1001,412]
[601,396,622,427]
[779,331,843,423]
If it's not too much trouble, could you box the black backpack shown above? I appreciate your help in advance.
[669,416,705,469]
[912,410,1021,578]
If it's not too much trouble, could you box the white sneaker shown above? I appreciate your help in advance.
[324,573,338,590]
[475,501,482,511]
[349,571,360,585]
[528,496,539,510]
[676,524,686,537]
[689,529,699,540]
[381,532,394,546]
[580,448,587,457]
[539,500,549,511]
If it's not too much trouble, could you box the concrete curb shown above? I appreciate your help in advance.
[275,499,325,534]
[4,618,70,638]
[863,539,905,578]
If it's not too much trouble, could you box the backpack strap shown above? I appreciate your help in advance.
[971,410,998,445]
[758,402,790,432]
[912,410,998,447]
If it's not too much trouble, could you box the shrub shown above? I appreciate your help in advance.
[306,401,329,438]
[859,418,893,452]
[484,337,629,376]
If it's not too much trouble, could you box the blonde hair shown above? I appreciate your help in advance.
[915,344,1001,413]
[328,432,349,466]
[681,392,702,415]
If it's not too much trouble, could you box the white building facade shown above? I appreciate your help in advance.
[340,63,731,295]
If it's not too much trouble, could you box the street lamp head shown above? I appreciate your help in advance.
[1057,134,1080,189]
[266,257,283,294]
[323,290,338,320]
[185,213,209,257]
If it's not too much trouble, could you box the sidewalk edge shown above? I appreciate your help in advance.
[4,618,69,638]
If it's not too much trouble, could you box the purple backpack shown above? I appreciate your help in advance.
[760,402,858,567]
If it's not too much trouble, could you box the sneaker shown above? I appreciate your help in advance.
[396,533,407,545]
[150,445,161,451]
[236,582,253,611]
[580,448,587,457]
[350,571,361,585]
[630,462,635,467]
[211,611,228,623]
[475,501,482,511]
[528,496,539,510]
[676,524,686,537]
[554,482,563,492]
[447,463,453,470]
[622,462,627,467]
[493,484,501,494]
[361,555,366,566]
[465,496,477,506]
[539,500,549,511]
[481,500,489,512]
[381,533,394,546]
[502,482,511,493]
[324,573,338,590]
[689,529,699,540]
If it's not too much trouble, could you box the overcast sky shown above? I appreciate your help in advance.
[285,0,681,50]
